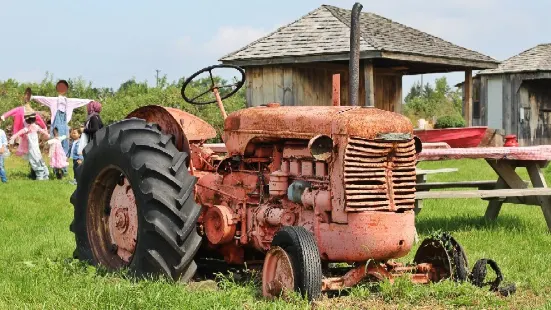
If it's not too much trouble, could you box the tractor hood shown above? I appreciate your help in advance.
[222,105,413,156]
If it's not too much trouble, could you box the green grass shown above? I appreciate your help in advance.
[1,155,551,309]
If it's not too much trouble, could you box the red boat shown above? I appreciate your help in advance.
[414,126,488,148]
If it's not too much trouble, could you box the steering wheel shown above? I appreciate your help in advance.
[181,64,246,105]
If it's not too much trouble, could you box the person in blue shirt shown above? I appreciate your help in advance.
[69,127,84,185]
[0,127,9,183]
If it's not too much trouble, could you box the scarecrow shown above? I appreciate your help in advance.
[30,80,93,157]
[0,88,48,157]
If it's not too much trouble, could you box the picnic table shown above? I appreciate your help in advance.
[415,145,551,232]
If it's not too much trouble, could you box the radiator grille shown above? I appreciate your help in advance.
[344,137,416,211]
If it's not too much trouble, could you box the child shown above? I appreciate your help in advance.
[0,127,8,183]
[47,127,69,180]
[69,127,84,185]
[9,113,50,181]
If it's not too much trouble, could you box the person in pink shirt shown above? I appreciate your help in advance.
[47,127,69,179]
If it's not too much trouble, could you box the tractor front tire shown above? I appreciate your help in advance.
[70,118,202,282]
[263,226,322,301]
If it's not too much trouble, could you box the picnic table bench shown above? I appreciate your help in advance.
[415,145,551,232]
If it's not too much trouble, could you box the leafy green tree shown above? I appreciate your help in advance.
[403,77,463,125]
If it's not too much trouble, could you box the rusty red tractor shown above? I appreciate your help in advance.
[70,3,473,301]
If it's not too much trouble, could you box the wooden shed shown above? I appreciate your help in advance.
[460,44,551,146]
[219,4,498,124]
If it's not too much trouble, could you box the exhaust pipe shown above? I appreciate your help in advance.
[348,2,363,107]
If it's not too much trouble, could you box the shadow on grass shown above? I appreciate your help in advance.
[416,214,528,235]
[7,171,32,180]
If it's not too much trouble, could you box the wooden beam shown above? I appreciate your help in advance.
[416,168,458,175]
[416,187,551,200]
[363,61,375,107]
[464,70,473,126]
[374,68,405,76]
[220,51,499,70]
[395,74,402,114]
[380,51,499,70]
[484,178,507,220]
[220,51,382,67]
[526,162,551,232]
[416,180,510,191]
[289,62,348,72]
[332,74,341,106]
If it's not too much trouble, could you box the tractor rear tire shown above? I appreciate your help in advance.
[70,118,202,282]
[267,226,322,300]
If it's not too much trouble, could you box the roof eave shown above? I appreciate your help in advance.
[219,51,382,66]
[380,51,499,70]
[478,69,551,76]
[220,50,499,70]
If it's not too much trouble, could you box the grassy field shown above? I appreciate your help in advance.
[1,155,551,309]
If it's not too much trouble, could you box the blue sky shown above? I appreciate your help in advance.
[1,0,549,97]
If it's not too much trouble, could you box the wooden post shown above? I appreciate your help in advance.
[363,61,375,107]
[484,178,507,221]
[464,70,473,126]
[526,162,551,232]
[332,74,341,106]
[395,74,402,113]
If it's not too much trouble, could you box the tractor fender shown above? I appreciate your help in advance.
[126,105,218,165]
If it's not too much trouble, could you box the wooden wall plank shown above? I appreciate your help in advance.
[363,61,375,107]
[341,69,349,106]
[395,75,402,113]
[245,68,254,106]
[293,68,305,106]
[502,75,512,133]
[319,68,330,105]
[480,76,488,126]
[283,67,294,106]
[464,70,473,126]
[274,67,284,104]
[251,67,263,107]
[262,66,275,104]
[511,74,521,138]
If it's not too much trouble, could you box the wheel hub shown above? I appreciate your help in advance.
[108,177,138,263]
[114,209,129,232]
[262,246,295,299]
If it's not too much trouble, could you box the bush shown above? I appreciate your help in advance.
[434,115,466,129]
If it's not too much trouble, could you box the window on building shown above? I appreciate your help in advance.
[472,79,481,119]
[473,100,481,119]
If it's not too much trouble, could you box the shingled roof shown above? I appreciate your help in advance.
[220,5,498,69]
[479,43,551,75]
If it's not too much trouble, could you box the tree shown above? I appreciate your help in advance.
[403,77,463,124]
